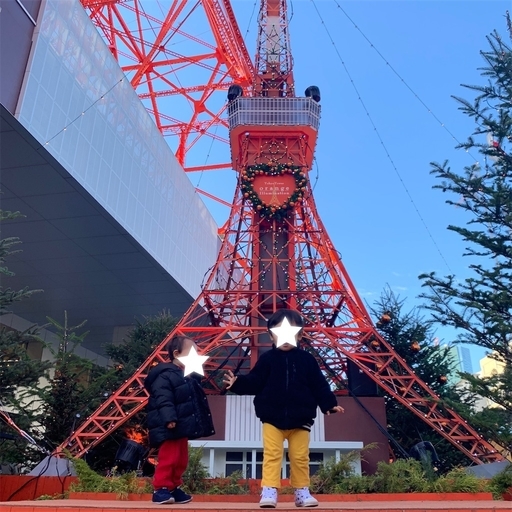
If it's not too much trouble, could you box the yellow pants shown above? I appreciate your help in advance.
[261,422,310,489]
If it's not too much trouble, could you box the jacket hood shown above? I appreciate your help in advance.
[144,362,181,391]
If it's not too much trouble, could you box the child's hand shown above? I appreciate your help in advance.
[327,406,344,415]
[167,422,176,429]
[223,370,237,389]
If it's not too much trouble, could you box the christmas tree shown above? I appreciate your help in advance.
[420,14,512,451]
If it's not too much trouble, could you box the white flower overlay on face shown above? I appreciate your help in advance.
[270,317,302,348]
[176,345,209,376]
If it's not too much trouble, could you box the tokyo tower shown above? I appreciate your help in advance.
[58,0,506,466]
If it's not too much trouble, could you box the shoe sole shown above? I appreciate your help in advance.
[154,498,175,504]
[260,505,276,509]
[174,498,192,504]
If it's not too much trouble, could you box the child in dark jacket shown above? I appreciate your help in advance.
[223,309,344,508]
[144,335,215,504]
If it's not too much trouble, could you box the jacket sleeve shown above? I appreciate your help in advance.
[152,373,178,424]
[230,352,271,395]
[308,354,338,414]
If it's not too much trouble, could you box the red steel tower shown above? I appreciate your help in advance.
[60,0,506,465]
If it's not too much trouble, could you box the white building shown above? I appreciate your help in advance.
[189,394,388,476]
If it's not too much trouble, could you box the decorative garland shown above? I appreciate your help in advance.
[241,163,308,218]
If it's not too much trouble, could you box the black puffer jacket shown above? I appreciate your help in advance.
[144,362,215,448]
[230,347,337,430]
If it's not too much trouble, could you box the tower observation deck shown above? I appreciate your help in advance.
[228,96,320,170]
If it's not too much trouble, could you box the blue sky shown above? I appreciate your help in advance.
[189,0,511,372]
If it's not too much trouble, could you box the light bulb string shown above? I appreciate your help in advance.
[38,77,124,150]
[309,0,453,274]
[330,0,478,164]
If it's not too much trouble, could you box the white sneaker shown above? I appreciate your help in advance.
[259,486,278,508]
[294,487,319,507]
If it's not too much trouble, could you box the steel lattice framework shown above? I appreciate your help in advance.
[58,0,507,465]
[57,163,506,463]
[81,0,254,172]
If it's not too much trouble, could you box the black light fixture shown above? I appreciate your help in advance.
[305,85,321,102]
[227,84,243,101]
[114,438,146,473]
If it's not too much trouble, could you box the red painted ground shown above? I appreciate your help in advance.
[1,498,511,512]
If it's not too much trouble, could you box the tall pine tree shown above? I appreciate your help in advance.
[419,14,512,452]
[39,312,104,448]
[372,288,471,469]
[73,310,178,471]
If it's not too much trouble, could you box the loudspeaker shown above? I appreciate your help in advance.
[346,359,379,396]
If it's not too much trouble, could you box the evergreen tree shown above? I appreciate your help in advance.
[105,309,178,381]
[0,207,50,465]
[419,15,512,450]
[372,288,471,469]
[78,310,178,471]
[40,312,106,448]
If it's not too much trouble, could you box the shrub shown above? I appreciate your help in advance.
[182,446,209,494]
[310,449,363,494]
[333,475,376,494]
[206,470,249,495]
[430,467,488,493]
[488,465,512,500]
[372,458,431,493]
[69,458,151,499]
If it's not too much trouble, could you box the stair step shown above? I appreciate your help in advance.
[1,498,511,512]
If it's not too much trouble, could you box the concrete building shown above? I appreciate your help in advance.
[473,353,507,410]
[1,0,220,361]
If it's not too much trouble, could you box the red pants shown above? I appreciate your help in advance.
[153,437,189,490]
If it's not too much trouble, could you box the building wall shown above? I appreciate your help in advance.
[206,395,227,441]
[0,0,41,113]
[15,0,220,299]
[479,354,506,378]
[476,354,507,410]
[0,312,109,368]
[224,395,326,443]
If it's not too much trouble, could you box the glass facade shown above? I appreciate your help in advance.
[16,0,219,298]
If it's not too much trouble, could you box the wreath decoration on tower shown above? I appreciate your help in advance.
[240,163,308,219]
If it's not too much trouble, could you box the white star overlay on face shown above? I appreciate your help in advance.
[270,317,302,348]
[177,345,209,376]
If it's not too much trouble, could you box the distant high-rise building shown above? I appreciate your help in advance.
[473,354,507,410]
[447,345,474,383]
[479,354,506,379]
[458,346,473,373]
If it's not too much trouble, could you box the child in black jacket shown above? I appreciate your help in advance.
[145,335,215,504]
[223,309,344,508]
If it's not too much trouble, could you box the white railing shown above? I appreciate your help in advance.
[228,97,321,130]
